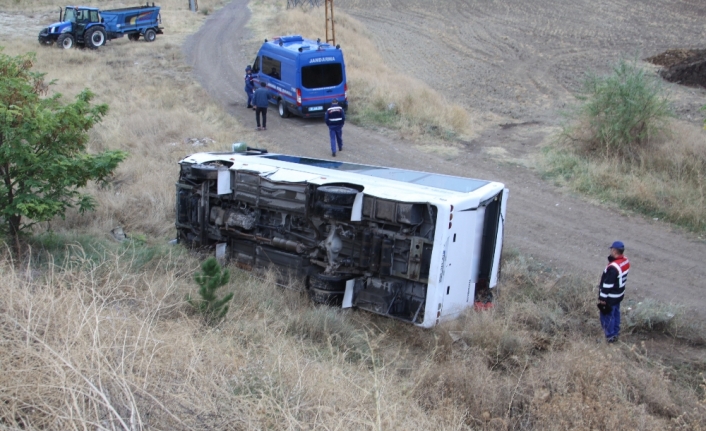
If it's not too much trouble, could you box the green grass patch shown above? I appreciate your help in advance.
[348,100,400,129]
[541,146,706,232]
[27,231,181,272]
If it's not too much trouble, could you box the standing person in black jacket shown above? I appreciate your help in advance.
[252,82,269,130]
[324,98,345,157]
[598,241,630,343]
[244,65,255,109]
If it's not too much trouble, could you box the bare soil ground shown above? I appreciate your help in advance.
[184,0,706,317]
[648,48,706,88]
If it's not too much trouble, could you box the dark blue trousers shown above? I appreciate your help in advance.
[329,126,343,153]
[246,90,253,107]
[600,302,621,339]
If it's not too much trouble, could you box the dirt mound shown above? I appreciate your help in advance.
[646,49,706,88]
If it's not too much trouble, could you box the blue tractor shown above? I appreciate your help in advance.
[38,3,163,49]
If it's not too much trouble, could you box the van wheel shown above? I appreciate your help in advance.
[278,100,290,118]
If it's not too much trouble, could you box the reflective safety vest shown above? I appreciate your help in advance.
[599,255,630,304]
[325,106,345,127]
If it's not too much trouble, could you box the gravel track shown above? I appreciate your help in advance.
[184,0,706,316]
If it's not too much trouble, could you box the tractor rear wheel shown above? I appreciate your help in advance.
[85,27,106,49]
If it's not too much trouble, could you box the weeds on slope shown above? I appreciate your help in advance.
[541,59,706,232]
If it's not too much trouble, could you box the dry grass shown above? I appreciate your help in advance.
[542,119,706,232]
[3,243,705,430]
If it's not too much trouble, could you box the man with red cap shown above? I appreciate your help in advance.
[598,241,630,343]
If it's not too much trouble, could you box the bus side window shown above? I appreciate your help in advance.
[252,57,260,73]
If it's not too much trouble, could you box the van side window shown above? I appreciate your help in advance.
[302,63,343,89]
[251,56,260,73]
[262,56,282,80]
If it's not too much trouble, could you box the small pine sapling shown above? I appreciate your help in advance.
[187,257,233,324]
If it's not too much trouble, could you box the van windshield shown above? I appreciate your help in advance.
[301,63,343,89]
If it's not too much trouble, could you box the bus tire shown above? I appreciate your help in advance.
[309,287,345,305]
[310,272,348,291]
[190,164,219,180]
[314,203,352,221]
[316,185,358,206]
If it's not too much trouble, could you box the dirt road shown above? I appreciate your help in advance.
[184,0,706,316]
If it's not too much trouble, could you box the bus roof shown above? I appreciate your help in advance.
[181,152,499,198]
[261,154,489,193]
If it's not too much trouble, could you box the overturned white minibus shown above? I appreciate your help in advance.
[176,148,508,328]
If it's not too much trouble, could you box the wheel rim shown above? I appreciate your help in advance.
[62,38,72,49]
[146,31,155,41]
[279,102,284,116]
[91,32,104,46]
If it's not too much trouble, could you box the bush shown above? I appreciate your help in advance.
[564,59,672,160]
[187,257,233,325]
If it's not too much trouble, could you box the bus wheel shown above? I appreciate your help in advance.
[190,164,219,180]
[316,186,357,206]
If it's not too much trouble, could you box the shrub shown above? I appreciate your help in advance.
[564,59,672,160]
[187,257,233,325]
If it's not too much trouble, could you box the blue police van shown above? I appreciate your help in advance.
[251,35,348,118]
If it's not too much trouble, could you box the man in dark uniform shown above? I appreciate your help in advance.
[252,81,269,130]
[244,65,255,109]
[598,241,630,343]
[324,98,345,157]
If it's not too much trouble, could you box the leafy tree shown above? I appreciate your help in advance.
[187,257,233,325]
[0,48,127,254]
